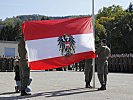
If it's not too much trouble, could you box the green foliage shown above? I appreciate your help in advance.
[41,16,50,20]
[111,13,133,53]
[95,4,133,54]
[0,22,21,41]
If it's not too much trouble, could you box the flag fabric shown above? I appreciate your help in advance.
[22,17,96,70]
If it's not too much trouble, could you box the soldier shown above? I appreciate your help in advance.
[14,59,32,93]
[11,57,15,71]
[0,56,2,71]
[96,39,111,90]
[2,56,7,72]
[8,57,11,71]
[5,56,9,71]
[111,54,115,72]
[119,54,124,72]
[123,54,128,72]
[131,54,133,72]
[1,56,4,72]
[74,63,78,71]
[17,35,31,96]
[127,54,132,72]
[79,60,85,71]
[108,55,112,72]
[84,59,93,88]
[115,54,120,72]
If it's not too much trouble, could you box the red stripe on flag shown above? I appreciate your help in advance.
[29,51,96,70]
[22,17,93,41]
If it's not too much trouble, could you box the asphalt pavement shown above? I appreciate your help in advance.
[0,71,133,100]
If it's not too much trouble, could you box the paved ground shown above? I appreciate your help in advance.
[0,71,133,100]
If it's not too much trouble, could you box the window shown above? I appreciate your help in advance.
[4,48,15,57]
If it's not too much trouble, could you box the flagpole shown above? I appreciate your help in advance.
[92,0,95,88]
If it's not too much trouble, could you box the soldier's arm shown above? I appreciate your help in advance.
[96,46,103,55]
[106,47,111,59]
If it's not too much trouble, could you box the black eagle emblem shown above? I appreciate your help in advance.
[57,34,76,56]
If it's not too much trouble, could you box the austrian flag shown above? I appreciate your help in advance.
[22,17,96,70]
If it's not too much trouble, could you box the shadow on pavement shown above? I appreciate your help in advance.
[0,88,98,99]
[44,88,98,97]
[0,92,17,95]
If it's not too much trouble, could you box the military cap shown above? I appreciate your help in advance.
[101,39,107,44]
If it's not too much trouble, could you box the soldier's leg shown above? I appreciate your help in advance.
[25,78,32,92]
[20,60,30,94]
[97,62,104,85]
[84,60,89,82]
[97,62,106,90]
[28,78,32,86]
[88,65,93,82]
[99,61,108,90]
[97,74,104,86]
[75,63,78,71]
[104,74,107,85]
[98,73,107,90]
[103,73,107,90]
[84,59,92,88]
[104,62,108,86]
[21,68,30,92]
[16,81,21,90]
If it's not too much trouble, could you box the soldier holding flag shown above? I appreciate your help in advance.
[17,34,31,96]
[96,39,111,90]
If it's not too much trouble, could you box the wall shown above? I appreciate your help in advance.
[0,41,18,57]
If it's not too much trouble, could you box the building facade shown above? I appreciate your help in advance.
[0,41,19,57]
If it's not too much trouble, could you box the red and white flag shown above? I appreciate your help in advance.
[22,17,96,70]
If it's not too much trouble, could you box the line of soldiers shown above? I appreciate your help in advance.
[0,54,133,73]
[108,54,133,73]
[71,54,133,73]
[0,56,19,72]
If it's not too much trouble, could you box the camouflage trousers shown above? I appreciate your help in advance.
[84,59,93,83]
[97,60,108,86]
[19,59,30,92]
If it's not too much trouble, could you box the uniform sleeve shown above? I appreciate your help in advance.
[107,47,111,57]
[96,46,103,55]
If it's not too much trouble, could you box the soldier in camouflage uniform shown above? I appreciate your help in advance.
[123,54,128,72]
[116,54,120,72]
[84,59,93,88]
[0,56,2,71]
[79,60,85,71]
[128,54,132,72]
[131,54,133,72]
[17,35,31,96]
[96,39,111,90]
[108,55,112,72]
[1,56,4,71]
[119,54,124,72]
[74,63,78,71]
[111,54,115,72]
[2,56,6,71]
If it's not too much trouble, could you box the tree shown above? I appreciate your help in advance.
[41,16,51,20]
[12,22,21,40]
[95,5,133,53]
[96,5,126,19]
[0,23,21,41]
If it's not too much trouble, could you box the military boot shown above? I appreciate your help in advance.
[98,85,106,90]
[85,82,92,88]
[21,90,31,96]
[15,86,19,93]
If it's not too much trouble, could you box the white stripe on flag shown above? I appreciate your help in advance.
[26,33,95,62]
